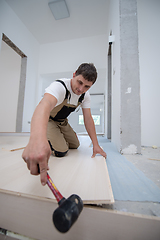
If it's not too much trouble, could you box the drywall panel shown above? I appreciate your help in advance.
[0,190,160,240]
[137,0,160,147]
[0,135,114,204]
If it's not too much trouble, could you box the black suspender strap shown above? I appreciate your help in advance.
[78,93,85,103]
[56,79,85,102]
[56,80,70,100]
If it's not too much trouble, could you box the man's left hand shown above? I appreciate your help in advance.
[92,145,107,159]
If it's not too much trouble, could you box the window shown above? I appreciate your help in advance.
[92,115,101,125]
[68,94,104,134]
[79,115,100,125]
[79,115,84,125]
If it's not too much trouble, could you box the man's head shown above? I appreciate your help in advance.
[75,63,97,84]
[71,63,97,95]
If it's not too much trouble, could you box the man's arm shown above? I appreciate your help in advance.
[22,93,57,185]
[82,108,107,158]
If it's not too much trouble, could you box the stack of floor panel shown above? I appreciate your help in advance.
[0,135,114,204]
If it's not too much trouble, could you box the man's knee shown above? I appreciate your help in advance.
[69,133,80,149]
[70,141,80,149]
[48,140,68,157]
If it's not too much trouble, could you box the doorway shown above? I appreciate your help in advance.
[0,34,27,132]
[68,94,105,134]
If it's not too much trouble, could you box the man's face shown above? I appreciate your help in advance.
[71,73,93,95]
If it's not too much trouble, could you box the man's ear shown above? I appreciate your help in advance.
[73,72,76,78]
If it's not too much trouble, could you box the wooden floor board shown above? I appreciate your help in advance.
[0,135,114,204]
[0,135,29,151]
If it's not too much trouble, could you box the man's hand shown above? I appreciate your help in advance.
[91,144,107,159]
[22,138,51,186]
[22,93,57,185]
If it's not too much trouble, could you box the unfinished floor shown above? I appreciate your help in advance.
[98,136,160,217]
[112,146,160,217]
[0,134,160,240]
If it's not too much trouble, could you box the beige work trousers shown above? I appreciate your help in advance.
[47,118,80,153]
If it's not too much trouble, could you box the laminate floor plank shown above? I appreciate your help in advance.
[0,135,114,204]
[0,135,29,151]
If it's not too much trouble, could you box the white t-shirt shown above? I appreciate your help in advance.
[45,78,90,108]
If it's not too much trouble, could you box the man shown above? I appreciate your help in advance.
[22,63,106,186]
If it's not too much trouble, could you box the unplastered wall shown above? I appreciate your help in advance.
[137,0,160,147]
[38,35,108,102]
[0,0,40,132]
[108,0,121,151]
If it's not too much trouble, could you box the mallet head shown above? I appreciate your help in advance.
[53,194,83,233]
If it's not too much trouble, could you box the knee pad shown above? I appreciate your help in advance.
[54,150,68,157]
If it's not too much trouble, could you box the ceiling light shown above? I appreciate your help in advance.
[48,0,70,20]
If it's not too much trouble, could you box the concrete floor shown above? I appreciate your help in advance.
[103,146,160,217]
[125,146,160,188]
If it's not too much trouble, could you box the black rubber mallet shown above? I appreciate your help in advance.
[46,173,83,233]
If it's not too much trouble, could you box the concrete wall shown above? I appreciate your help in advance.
[120,0,141,154]
[137,0,160,147]
[108,0,160,150]
[0,0,40,132]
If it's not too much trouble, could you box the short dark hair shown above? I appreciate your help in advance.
[75,63,97,84]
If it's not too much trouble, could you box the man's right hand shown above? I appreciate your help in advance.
[22,93,57,185]
[22,138,51,186]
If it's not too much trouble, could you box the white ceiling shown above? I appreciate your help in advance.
[5,0,110,44]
